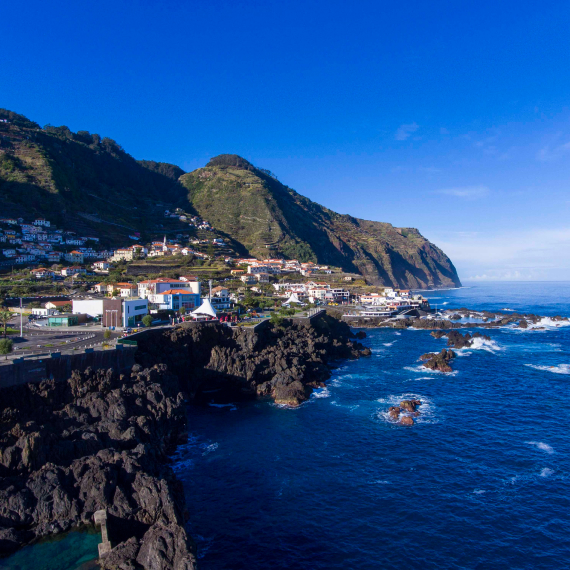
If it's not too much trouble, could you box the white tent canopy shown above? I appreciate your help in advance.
[192,299,217,318]
[283,293,304,305]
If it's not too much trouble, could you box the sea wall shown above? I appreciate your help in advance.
[0,347,136,389]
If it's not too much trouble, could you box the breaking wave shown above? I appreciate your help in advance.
[525,363,570,375]
[526,441,554,454]
[311,386,331,399]
[376,393,437,424]
[404,364,458,376]
[464,337,502,352]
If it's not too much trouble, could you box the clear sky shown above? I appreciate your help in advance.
[3,0,570,281]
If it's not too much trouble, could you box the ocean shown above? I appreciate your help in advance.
[175,281,570,569]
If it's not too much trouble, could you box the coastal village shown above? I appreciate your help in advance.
[0,215,431,332]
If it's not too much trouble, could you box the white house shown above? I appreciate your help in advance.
[64,250,84,263]
[210,286,231,310]
[30,268,55,279]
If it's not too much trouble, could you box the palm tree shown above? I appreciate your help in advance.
[0,311,12,337]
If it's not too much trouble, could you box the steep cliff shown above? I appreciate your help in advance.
[180,154,461,288]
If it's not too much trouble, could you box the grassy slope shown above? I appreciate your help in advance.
[0,110,187,246]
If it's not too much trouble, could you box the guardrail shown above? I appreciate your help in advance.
[117,339,138,347]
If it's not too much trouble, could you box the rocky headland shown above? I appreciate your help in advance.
[134,316,367,407]
[0,315,367,567]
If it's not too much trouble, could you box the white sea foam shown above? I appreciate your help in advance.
[524,317,570,330]
[383,341,396,347]
[502,308,515,312]
[201,442,219,455]
[540,467,555,478]
[473,489,486,495]
[404,364,458,376]
[525,363,570,375]
[311,386,331,399]
[376,393,437,424]
[465,337,502,353]
[208,402,238,411]
[526,441,554,454]
[394,332,402,336]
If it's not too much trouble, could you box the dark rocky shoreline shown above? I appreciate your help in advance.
[0,316,366,568]
[346,309,568,330]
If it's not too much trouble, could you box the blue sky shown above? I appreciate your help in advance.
[3,0,570,281]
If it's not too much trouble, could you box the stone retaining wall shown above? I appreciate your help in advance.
[0,346,136,388]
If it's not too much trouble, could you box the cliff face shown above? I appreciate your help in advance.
[0,364,196,568]
[180,155,461,289]
[135,316,366,406]
[0,315,367,567]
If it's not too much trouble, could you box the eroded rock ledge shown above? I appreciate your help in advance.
[135,317,366,407]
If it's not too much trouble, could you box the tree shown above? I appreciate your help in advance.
[142,315,153,327]
[0,338,13,360]
[0,311,12,337]
[179,307,186,315]
[60,303,72,313]
[270,313,284,327]
[207,243,215,259]
[103,329,111,340]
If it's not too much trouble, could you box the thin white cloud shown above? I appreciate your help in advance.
[395,122,419,141]
[536,141,570,162]
[428,227,570,281]
[435,185,489,199]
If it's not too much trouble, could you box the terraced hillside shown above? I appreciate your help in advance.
[180,155,461,288]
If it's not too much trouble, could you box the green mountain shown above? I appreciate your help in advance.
[180,155,461,288]
[0,109,187,245]
[0,110,460,288]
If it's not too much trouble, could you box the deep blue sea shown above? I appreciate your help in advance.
[175,281,570,570]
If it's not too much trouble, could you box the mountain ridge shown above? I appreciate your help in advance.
[180,155,461,288]
[0,111,461,288]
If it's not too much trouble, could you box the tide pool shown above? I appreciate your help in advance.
[0,530,100,570]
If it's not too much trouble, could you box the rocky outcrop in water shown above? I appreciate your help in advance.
[430,330,491,349]
[420,349,456,373]
[388,400,422,425]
